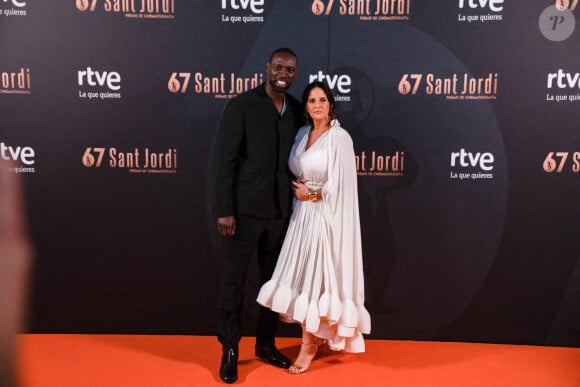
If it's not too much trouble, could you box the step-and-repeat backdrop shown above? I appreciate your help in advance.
[1,1,579,346]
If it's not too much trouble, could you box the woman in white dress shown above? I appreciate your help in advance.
[257,81,370,374]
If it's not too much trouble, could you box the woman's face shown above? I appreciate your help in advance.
[306,87,330,125]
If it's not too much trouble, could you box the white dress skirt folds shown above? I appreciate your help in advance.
[257,120,371,353]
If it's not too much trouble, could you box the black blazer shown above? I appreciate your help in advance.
[213,83,303,219]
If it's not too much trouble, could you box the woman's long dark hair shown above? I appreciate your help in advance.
[301,80,337,126]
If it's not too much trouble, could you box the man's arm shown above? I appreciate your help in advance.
[213,100,244,236]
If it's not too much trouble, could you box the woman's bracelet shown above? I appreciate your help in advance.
[308,189,318,202]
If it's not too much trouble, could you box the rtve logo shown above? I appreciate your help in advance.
[0,142,35,165]
[451,149,494,171]
[2,0,26,7]
[309,71,351,94]
[458,0,504,12]
[547,69,580,89]
[78,67,121,90]
[221,0,264,14]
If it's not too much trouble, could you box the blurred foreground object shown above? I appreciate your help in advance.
[0,161,32,387]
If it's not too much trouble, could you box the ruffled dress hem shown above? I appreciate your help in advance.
[257,279,371,353]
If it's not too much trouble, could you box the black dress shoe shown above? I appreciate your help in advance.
[219,346,238,384]
[255,344,291,369]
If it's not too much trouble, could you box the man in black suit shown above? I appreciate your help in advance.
[212,48,302,383]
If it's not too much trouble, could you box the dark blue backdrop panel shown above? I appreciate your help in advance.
[0,0,578,346]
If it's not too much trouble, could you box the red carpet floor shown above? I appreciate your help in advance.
[17,334,580,386]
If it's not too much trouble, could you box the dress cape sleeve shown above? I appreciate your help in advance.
[322,125,371,338]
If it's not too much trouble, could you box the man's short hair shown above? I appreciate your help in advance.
[268,47,297,63]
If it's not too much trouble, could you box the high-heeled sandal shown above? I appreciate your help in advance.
[288,342,318,374]
[288,338,328,374]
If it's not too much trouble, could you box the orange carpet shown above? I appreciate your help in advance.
[16,334,580,386]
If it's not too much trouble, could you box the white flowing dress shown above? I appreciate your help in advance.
[257,120,371,353]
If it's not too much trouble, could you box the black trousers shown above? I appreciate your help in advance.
[217,214,288,348]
